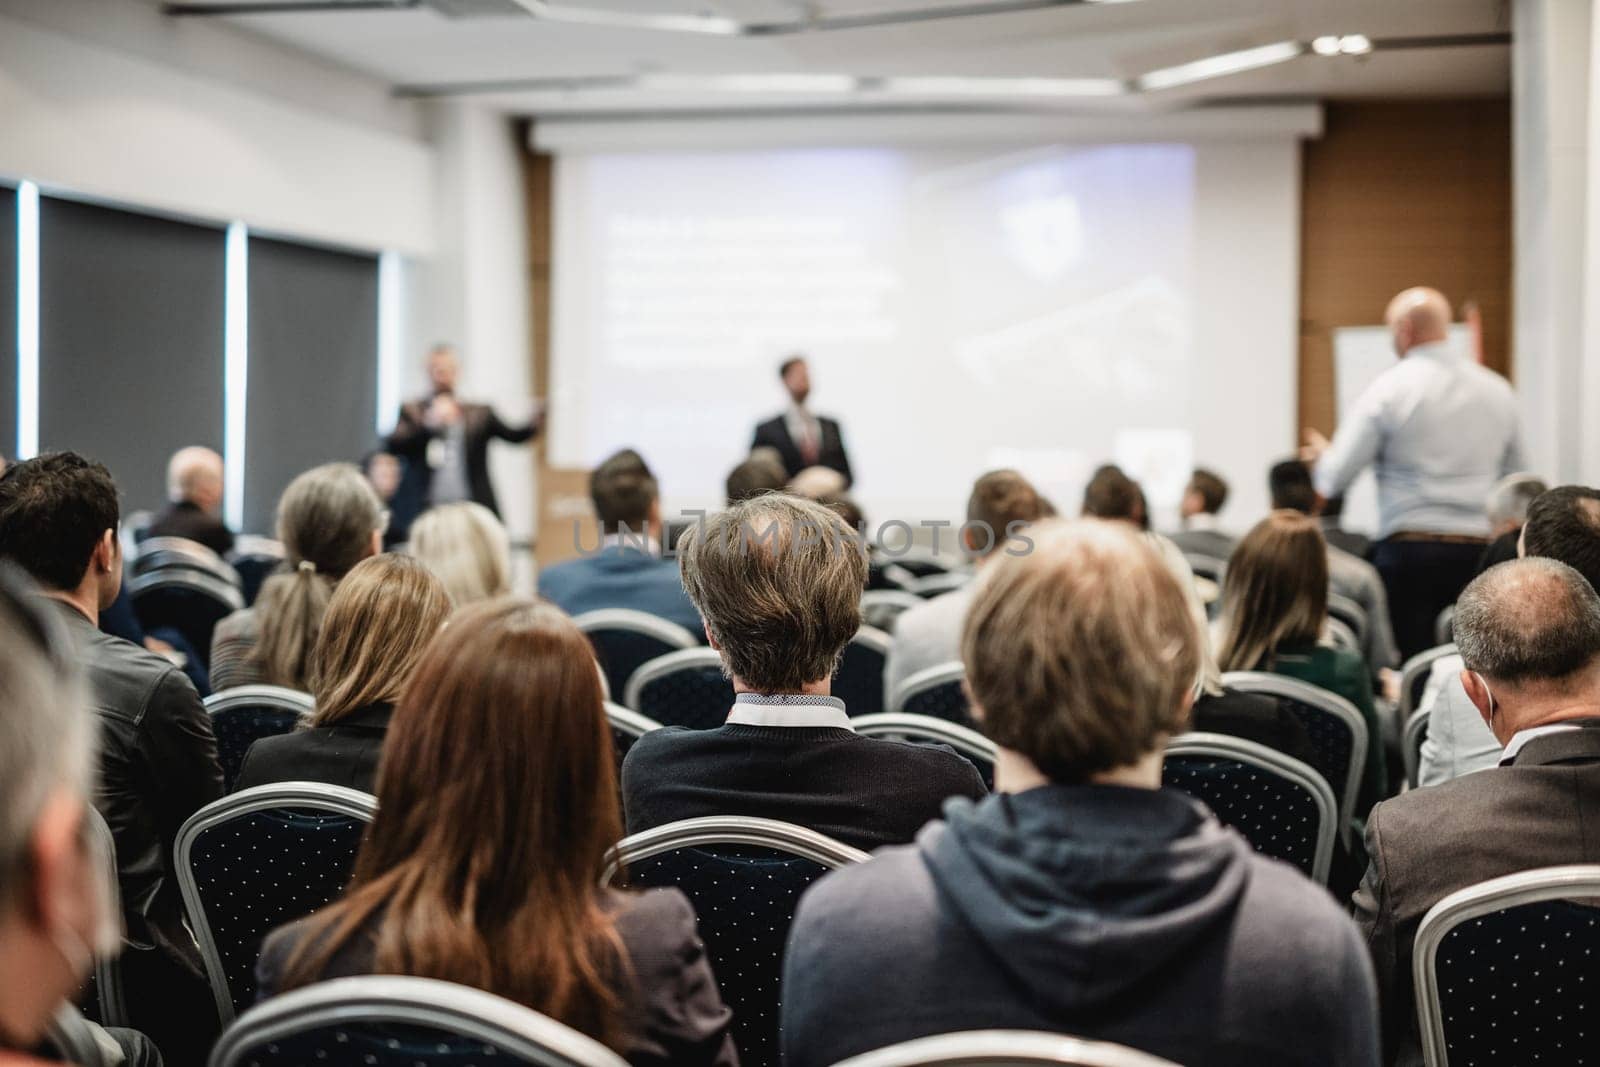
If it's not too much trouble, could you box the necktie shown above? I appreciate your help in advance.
[798,416,819,467]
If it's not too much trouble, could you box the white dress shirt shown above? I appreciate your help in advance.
[1313,340,1524,539]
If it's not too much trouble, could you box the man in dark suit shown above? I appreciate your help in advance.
[1354,555,1600,1064]
[536,449,701,634]
[145,446,234,557]
[385,344,542,518]
[751,355,853,487]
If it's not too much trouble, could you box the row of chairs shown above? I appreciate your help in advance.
[123,534,287,669]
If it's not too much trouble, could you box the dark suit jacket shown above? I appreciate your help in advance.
[386,395,537,517]
[1353,723,1600,1064]
[145,500,235,557]
[752,414,853,486]
[234,702,393,796]
[537,546,702,635]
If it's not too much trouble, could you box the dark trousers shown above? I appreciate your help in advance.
[1372,538,1484,661]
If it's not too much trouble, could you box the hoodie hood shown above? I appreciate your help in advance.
[921,784,1254,1014]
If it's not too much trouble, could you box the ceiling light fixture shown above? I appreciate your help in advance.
[1339,34,1373,55]
[1136,40,1304,92]
[1311,36,1342,57]
[881,75,1126,98]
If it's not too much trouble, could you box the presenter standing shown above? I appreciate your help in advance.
[385,344,544,519]
[1302,287,1524,659]
[751,355,854,488]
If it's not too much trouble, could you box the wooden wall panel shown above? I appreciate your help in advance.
[1299,99,1512,439]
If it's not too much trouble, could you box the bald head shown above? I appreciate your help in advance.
[167,447,225,513]
[1384,287,1452,357]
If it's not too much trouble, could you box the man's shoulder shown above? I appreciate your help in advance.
[79,625,192,721]
[799,840,930,923]
[1367,770,1506,847]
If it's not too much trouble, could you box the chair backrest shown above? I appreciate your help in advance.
[132,535,242,587]
[835,627,891,716]
[1182,552,1227,586]
[850,712,997,789]
[604,701,661,776]
[1220,671,1368,837]
[604,817,867,1067]
[883,551,954,583]
[227,535,288,607]
[890,662,973,727]
[1434,603,1456,646]
[1402,707,1429,790]
[204,685,317,791]
[831,1030,1182,1067]
[176,783,377,1023]
[574,609,698,702]
[906,569,971,599]
[861,589,927,634]
[1163,732,1337,885]
[127,568,245,670]
[1326,592,1370,648]
[211,975,629,1067]
[1399,643,1459,721]
[622,648,733,730]
[1414,865,1600,1067]
[82,806,128,1027]
[1322,616,1361,655]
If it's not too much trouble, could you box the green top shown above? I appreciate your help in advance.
[1268,642,1385,820]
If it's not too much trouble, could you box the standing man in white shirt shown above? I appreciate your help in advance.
[1303,287,1524,659]
[751,355,854,489]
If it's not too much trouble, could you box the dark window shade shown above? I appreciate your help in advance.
[37,198,225,514]
[243,237,378,535]
[0,185,15,461]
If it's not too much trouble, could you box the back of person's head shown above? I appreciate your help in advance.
[966,470,1047,558]
[679,494,867,692]
[1080,464,1141,523]
[252,463,384,689]
[166,446,224,509]
[1216,510,1329,672]
[408,502,511,606]
[963,519,1199,782]
[726,450,789,506]
[1184,468,1228,517]
[819,494,865,533]
[1486,473,1548,532]
[309,555,451,726]
[1268,459,1317,515]
[590,449,658,534]
[1522,486,1600,592]
[279,597,626,1046]
[1455,558,1600,698]
[0,452,120,595]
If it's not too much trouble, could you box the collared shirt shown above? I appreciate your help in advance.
[785,403,821,462]
[1183,512,1222,533]
[1500,722,1587,766]
[428,418,471,505]
[725,692,854,731]
[1313,340,1524,539]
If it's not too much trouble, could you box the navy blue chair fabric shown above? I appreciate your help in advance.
[628,658,733,732]
[1163,753,1325,880]
[833,633,889,716]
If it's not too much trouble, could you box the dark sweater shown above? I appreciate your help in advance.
[621,723,986,852]
[234,702,393,795]
[1191,687,1319,769]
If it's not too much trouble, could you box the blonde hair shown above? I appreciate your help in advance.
[408,503,511,607]
[309,555,451,726]
[251,463,385,689]
[1216,510,1329,673]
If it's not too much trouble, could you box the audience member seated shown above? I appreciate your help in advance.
[1477,472,1547,572]
[621,494,985,851]
[408,501,511,606]
[234,555,451,794]
[1417,485,1600,785]
[209,463,385,691]
[724,449,788,505]
[145,446,234,557]
[1169,467,1235,559]
[362,450,415,549]
[0,452,224,1064]
[1081,464,1145,527]
[537,449,702,634]
[1272,459,1400,681]
[782,519,1379,1067]
[886,470,1047,698]
[1217,511,1386,818]
[1355,557,1600,1064]
[256,598,737,1067]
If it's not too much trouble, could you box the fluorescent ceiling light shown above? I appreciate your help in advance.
[15,182,38,461]
[1136,40,1304,92]
[1311,35,1342,57]
[882,75,1125,98]
[639,73,861,93]
[509,0,741,35]
[1339,34,1372,55]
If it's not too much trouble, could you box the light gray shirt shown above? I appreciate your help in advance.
[1313,341,1524,538]
[1327,545,1401,672]
[884,584,975,706]
[428,419,471,505]
[1417,653,1501,786]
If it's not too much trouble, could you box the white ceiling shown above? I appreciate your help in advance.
[194,0,1511,116]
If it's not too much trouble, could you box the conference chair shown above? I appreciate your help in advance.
[211,976,629,1067]
[1414,865,1600,1067]
[1326,592,1370,650]
[226,535,286,607]
[622,648,734,730]
[1323,616,1362,657]
[80,807,127,1028]
[130,535,242,588]
[860,589,924,633]
[890,662,974,727]
[1399,643,1459,722]
[604,816,867,1067]
[851,712,997,789]
[175,783,377,1023]
[831,1030,1181,1067]
[1434,604,1456,647]
[905,569,972,599]
[1163,733,1337,885]
[835,626,891,716]
[1182,552,1227,587]
[127,567,245,670]
[1402,707,1430,790]
[605,701,661,776]
[574,609,699,703]
[205,684,316,791]
[1220,672,1368,842]
[882,551,954,585]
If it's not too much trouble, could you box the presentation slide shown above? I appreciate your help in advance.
[551,139,1293,528]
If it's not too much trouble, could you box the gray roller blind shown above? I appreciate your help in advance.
[0,186,15,461]
[243,236,378,535]
[37,197,225,514]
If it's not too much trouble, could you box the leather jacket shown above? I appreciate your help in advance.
[49,599,224,977]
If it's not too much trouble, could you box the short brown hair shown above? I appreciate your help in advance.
[590,449,657,531]
[1081,464,1141,522]
[1216,510,1329,672]
[963,519,1199,782]
[678,494,867,692]
[1187,468,1228,514]
[966,470,1047,557]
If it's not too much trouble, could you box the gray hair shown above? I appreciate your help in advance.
[1455,558,1600,685]
[1486,473,1548,529]
[166,446,223,503]
[408,502,511,606]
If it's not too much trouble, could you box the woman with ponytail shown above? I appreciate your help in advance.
[209,463,386,692]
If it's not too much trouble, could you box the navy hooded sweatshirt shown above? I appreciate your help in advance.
[781,784,1379,1067]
